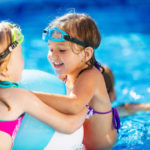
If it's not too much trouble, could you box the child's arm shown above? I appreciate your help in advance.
[20,89,87,134]
[116,103,150,117]
[124,103,150,112]
[33,69,102,114]
[33,92,80,114]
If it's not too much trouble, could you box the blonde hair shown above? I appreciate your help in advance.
[0,21,12,74]
[49,13,101,69]
[0,21,12,111]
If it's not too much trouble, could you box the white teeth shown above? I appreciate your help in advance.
[54,62,62,65]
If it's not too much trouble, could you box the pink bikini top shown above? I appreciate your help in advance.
[0,81,24,142]
[0,114,24,141]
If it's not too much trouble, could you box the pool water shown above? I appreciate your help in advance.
[112,112,150,150]
[0,0,150,149]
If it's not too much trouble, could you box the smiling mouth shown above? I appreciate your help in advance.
[53,62,64,69]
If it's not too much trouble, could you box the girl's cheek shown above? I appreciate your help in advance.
[47,55,51,63]
[47,51,52,59]
[47,53,51,63]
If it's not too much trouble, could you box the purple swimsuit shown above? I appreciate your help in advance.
[86,105,120,133]
[65,63,121,133]
[85,63,121,133]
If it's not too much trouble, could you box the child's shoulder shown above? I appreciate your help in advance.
[79,66,103,80]
[11,87,28,95]
[76,67,104,87]
[11,88,33,101]
[11,88,38,107]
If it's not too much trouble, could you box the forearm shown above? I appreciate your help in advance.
[33,91,83,114]
[25,91,87,134]
[57,107,87,133]
[125,103,150,112]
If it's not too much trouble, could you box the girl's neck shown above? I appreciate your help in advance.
[0,75,9,82]
[65,75,76,91]
[66,64,89,90]
[0,73,17,83]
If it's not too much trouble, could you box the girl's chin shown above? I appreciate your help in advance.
[53,68,65,74]
[54,70,63,75]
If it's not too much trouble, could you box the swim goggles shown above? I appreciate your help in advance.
[43,26,93,48]
[0,24,24,60]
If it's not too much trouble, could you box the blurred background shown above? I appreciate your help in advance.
[1,0,150,149]
[0,0,150,103]
[1,0,149,104]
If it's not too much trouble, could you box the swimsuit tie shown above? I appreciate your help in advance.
[0,81,19,88]
[112,108,121,133]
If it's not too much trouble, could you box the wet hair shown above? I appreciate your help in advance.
[0,21,12,74]
[0,21,12,111]
[102,65,114,93]
[49,13,101,70]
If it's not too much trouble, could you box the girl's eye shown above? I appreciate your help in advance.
[49,48,53,52]
[59,49,66,52]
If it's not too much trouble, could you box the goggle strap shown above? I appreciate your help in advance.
[0,49,10,60]
[0,41,18,60]
[10,41,18,50]
[64,35,91,48]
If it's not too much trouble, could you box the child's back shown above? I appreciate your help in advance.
[71,66,117,149]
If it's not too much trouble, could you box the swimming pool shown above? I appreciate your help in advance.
[0,0,150,149]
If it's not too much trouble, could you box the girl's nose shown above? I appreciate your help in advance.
[48,50,59,61]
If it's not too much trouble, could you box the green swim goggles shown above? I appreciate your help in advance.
[0,24,24,60]
[43,26,93,48]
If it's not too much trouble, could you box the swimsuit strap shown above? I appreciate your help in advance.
[94,62,104,73]
[94,63,101,71]
[0,81,19,88]
[86,105,112,115]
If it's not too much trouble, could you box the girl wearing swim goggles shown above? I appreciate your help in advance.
[0,21,86,150]
[34,13,120,150]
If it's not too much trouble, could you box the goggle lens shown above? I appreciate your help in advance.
[10,24,24,46]
[51,30,63,39]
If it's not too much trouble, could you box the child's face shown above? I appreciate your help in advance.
[7,45,24,82]
[48,41,86,76]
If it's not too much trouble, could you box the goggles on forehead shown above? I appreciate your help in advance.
[43,26,93,48]
[0,24,24,60]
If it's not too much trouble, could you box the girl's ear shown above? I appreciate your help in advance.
[0,61,10,80]
[84,47,94,62]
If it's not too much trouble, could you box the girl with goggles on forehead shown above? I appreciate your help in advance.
[0,21,87,150]
[34,13,120,150]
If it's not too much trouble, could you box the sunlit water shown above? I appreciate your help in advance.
[0,0,150,149]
